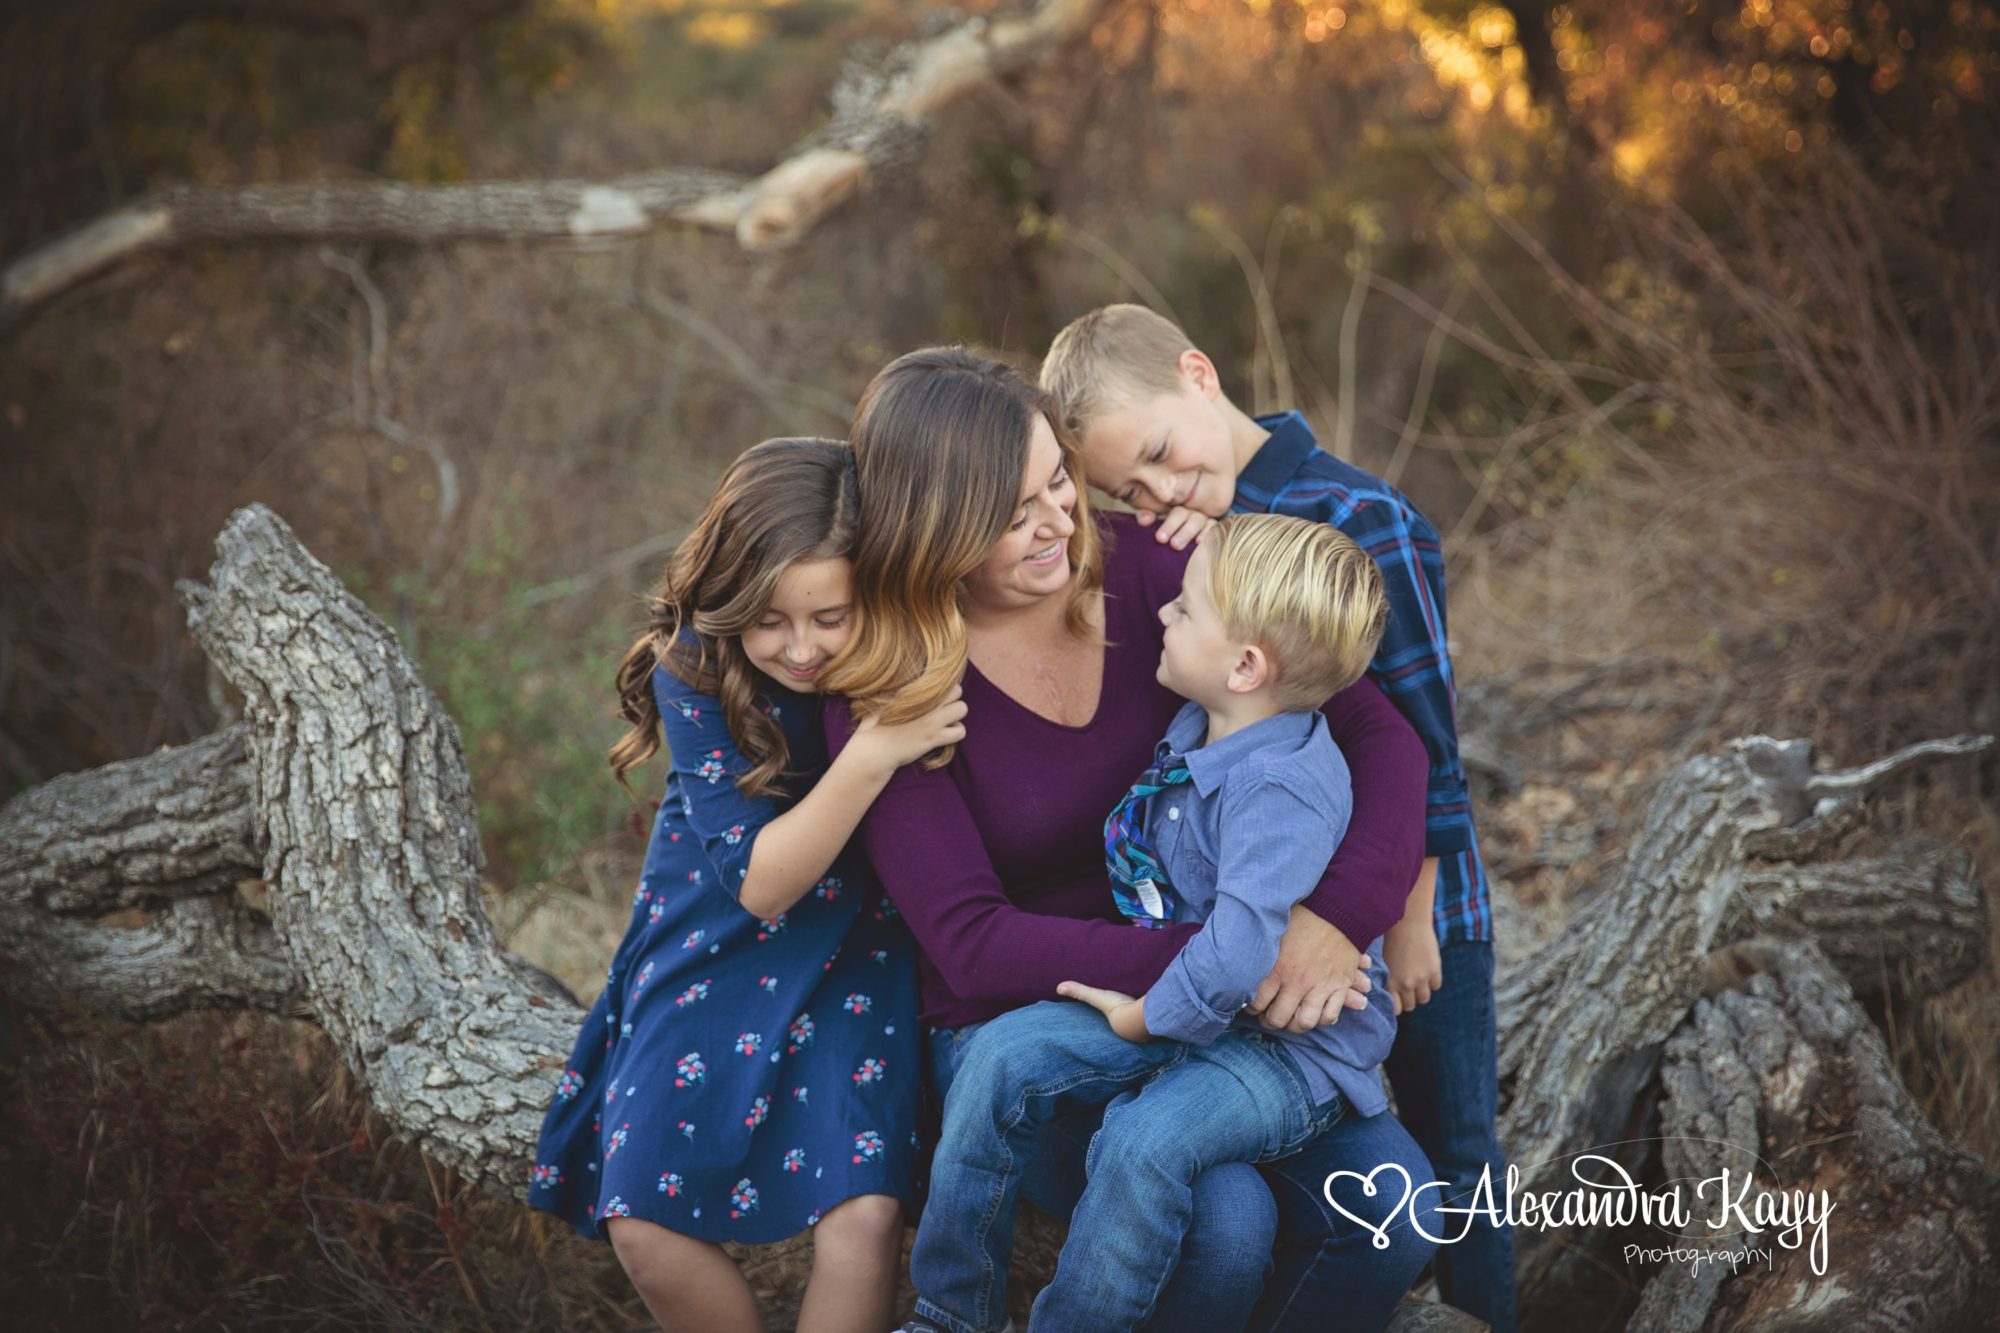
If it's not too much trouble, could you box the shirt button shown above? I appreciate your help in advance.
[1167,807,1181,821]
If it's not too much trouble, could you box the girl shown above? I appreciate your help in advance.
[529,438,966,1332]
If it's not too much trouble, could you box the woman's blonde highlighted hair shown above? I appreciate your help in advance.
[608,438,859,800]
[820,347,1103,762]
[1203,513,1388,709]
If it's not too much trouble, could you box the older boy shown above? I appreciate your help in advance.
[899,515,1397,1333]
[1041,304,1515,1332]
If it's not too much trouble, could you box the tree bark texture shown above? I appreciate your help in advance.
[1632,939,1999,1332]
[0,0,1115,330]
[1492,733,1989,1191]
[179,503,578,1195]
[0,505,1990,1328]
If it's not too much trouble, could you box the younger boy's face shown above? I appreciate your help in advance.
[1156,540,1239,706]
[1082,372,1238,520]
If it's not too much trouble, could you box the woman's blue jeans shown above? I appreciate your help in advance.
[925,1006,1441,1333]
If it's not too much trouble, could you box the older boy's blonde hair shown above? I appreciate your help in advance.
[1040,304,1195,439]
[1203,513,1388,709]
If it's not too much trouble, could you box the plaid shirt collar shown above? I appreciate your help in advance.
[1238,411,1320,499]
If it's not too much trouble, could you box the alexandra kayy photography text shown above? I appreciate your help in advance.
[1330,1151,1837,1275]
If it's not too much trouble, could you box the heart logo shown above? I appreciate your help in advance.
[1322,1163,1415,1251]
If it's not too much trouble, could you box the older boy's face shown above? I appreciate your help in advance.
[1082,376,1237,520]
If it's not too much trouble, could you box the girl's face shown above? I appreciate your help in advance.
[959,413,1078,614]
[741,557,855,692]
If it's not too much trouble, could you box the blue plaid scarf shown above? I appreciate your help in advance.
[1103,741,1192,927]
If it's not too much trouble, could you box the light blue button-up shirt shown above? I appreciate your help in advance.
[1141,701,1394,1115]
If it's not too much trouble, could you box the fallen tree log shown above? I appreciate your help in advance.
[1,0,1115,331]
[1633,939,2000,1331]
[1493,733,1989,1201]
[0,504,1990,1328]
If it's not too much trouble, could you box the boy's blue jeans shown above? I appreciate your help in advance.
[915,1001,1353,1332]
[1382,939,1516,1333]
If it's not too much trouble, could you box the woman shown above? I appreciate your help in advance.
[821,348,1442,1331]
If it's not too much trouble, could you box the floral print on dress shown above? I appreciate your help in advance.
[786,1014,815,1053]
[525,670,918,1247]
[844,993,872,1016]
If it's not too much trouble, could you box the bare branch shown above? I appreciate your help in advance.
[1,0,1117,331]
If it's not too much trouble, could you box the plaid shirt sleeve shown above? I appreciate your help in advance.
[1234,416,1493,943]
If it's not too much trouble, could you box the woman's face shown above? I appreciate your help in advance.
[740,556,854,692]
[959,413,1078,614]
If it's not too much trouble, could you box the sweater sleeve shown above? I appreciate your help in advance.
[1300,675,1428,945]
[824,697,1198,1006]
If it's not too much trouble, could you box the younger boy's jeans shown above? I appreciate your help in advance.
[913,1000,1339,1333]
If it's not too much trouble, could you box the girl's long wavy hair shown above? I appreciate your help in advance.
[608,438,859,800]
[818,347,1103,765]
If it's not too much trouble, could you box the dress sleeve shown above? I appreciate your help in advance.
[824,697,1198,1005]
[1300,675,1427,945]
[654,668,778,901]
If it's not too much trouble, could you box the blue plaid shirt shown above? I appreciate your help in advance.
[1230,412,1492,944]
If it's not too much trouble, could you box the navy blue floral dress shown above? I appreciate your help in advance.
[527,666,921,1244]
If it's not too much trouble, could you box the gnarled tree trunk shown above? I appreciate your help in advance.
[1635,939,1999,1331]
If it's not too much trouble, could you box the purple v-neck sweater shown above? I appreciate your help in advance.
[825,512,1427,1030]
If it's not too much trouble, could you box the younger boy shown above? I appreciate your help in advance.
[899,514,1395,1333]
[1041,304,1515,1332]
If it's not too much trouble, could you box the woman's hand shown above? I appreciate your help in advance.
[1246,907,1373,1032]
[1382,915,1442,1015]
[1134,504,1217,550]
[852,685,968,772]
[1058,981,1150,1042]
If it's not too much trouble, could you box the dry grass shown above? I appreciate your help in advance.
[1390,145,2000,1163]
[0,1008,650,1330]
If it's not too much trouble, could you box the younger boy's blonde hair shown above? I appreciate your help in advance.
[1203,513,1388,710]
[1040,304,1196,439]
